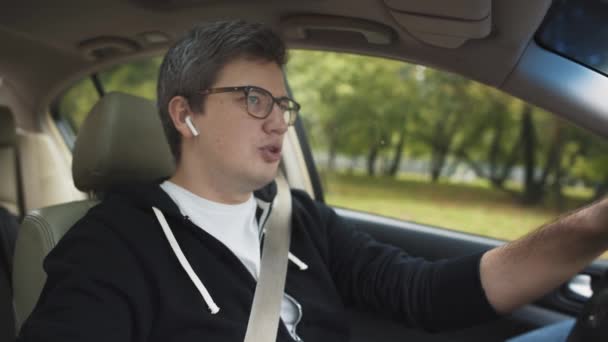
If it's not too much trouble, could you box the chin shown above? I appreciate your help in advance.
[250,169,279,190]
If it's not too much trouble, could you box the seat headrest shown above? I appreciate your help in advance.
[0,105,16,146]
[72,92,176,192]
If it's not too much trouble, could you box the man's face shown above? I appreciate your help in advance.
[187,58,289,194]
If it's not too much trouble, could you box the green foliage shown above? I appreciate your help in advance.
[58,57,162,132]
[287,51,417,160]
[99,57,162,100]
[571,135,608,182]
[287,50,608,202]
[58,78,99,131]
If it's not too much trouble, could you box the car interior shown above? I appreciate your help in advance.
[1,0,608,341]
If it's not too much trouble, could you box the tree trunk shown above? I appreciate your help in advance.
[451,118,489,180]
[543,120,564,210]
[387,125,407,177]
[495,138,522,189]
[538,126,562,190]
[430,147,446,182]
[367,144,379,176]
[520,105,545,204]
[551,123,565,210]
[347,156,358,174]
[430,109,471,183]
[593,176,608,201]
[552,171,565,211]
[488,118,504,181]
[327,140,337,172]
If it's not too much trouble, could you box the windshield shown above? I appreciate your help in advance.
[536,0,608,77]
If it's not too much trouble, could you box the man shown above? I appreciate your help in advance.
[17,20,608,341]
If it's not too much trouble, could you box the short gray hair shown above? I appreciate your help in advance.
[157,20,287,162]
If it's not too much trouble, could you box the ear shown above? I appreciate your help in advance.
[168,96,198,138]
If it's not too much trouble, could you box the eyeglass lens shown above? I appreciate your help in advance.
[246,87,297,125]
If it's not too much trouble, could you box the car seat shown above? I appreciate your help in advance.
[11,92,175,332]
[0,105,20,342]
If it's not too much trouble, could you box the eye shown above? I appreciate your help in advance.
[247,95,261,106]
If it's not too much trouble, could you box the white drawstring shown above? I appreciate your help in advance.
[258,199,308,272]
[152,207,220,314]
[152,204,308,314]
[288,252,308,271]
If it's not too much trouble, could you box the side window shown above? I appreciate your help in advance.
[286,50,608,244]
[98,57,162,100]
[55,56,162,141]
[57,78,99,132]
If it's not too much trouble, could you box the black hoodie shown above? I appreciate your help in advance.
[18,182,498,342]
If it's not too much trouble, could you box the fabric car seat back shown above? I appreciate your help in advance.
[12,92,175,331]
[0,106,22,217]
[0,105,19,342]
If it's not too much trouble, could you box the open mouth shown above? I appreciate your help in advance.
[267,145,281,154]
[260,145,282,162]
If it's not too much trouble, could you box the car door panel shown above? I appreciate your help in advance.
[335,207,602,341]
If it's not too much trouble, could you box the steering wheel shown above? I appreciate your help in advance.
[567,270,608,341]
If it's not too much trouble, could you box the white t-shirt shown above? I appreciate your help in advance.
[160,181,302,339]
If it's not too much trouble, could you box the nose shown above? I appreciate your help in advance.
[262,102,289,135]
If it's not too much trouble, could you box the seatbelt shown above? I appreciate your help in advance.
[243,173,292,342]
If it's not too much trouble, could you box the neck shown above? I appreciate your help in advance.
[169,162,252,205]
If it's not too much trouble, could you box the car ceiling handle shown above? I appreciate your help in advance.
[281,15,396,45]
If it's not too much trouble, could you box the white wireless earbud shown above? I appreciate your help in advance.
[185,116,199,137]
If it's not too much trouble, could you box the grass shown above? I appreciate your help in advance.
[320,171,593,242]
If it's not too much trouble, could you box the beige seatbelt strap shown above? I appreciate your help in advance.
[243,174,292,342]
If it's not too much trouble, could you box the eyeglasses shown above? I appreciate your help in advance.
[200,86,300,126]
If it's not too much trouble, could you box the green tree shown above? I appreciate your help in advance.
[409,68,477,182]
[452,86,521,190]
[287,51,416,176]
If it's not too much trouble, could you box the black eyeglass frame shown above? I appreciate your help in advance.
[199,85,301,126]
